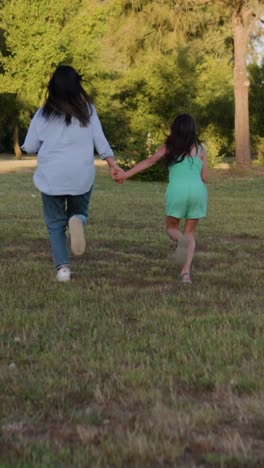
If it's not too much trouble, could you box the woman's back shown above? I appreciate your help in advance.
[22,104,113,196]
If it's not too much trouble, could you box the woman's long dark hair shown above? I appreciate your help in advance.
[165,114,200,166]
[42,65,92,126]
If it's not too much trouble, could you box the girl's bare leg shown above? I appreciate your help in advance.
[165,216,182,241]
[181,219,199,277]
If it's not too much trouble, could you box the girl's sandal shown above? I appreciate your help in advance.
[179,272,192,284]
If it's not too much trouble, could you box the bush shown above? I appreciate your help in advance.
[253,136,264,166]
[200,124,227,168]
[117,134,168,182]
[117,125,232,181]
[117,148,168,182]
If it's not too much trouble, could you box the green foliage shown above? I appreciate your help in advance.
[194,55,234,160]
[253,136,264,166]
[0,0,82,136]
[0,93,16,151]
[248,62,264,165]
[200,124,227,168]
[117,130,168,181]
[117,144,168,182]
[249,61,264,142]
[0,0,263,176]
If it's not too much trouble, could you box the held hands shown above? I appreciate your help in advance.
[111,166,127,184]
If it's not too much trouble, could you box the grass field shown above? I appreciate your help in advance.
[0,164,264,467]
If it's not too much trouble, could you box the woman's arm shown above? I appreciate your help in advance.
[114,144,166,181]
[200,146,208,183]
[105,156,125,184]
[21,112,42,154]
[90,105,114,160]
[90,105,124,181]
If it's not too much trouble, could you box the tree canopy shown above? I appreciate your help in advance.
[0,0,263,169]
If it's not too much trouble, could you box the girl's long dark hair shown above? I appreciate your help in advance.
[165,114,200,166]
[42,65,92,126]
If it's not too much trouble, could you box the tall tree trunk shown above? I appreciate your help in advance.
[13,124,22,160]
[232,4,252,169]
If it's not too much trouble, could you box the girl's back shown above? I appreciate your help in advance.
[168,145,203,182]
[165,145,207,219]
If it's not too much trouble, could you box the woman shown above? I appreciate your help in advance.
[22,64,121,282]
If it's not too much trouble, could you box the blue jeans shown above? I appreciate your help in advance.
[41,188,93,269]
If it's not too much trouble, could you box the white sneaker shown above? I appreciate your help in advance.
[56,266,71,282]
[68,216,86,256]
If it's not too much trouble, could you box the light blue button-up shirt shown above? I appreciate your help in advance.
[22,105,114,195]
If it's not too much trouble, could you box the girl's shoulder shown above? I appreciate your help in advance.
[198,144,207,161]
[188,143,204,159]
[199,144,207,159]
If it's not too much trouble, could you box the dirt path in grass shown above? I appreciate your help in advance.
[0,155,106,174]
[1,154,263,177]
[0,157,37,174]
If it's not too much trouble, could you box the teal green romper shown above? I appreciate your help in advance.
[165,146,207,219]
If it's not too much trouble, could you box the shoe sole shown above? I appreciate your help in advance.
[69,217,86,256]
[57,275,71,282]
[174,235,189,266]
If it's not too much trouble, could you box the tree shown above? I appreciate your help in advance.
[231,0,263,169]
[109,0,264,169]
[0,0,115,157]
[0,0,82,158]
[0,0,263,169]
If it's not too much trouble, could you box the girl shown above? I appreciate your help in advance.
[113,114,208,284]
[22,65,121,282]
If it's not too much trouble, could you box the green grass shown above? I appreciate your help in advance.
[0,166,264,467]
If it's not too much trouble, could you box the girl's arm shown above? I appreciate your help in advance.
[200,146,208,183]
[115,144,166,181]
